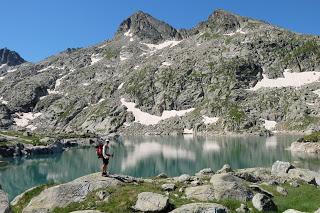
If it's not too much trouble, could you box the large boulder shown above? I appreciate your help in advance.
[287,168,320,185]
[271,161,294,176]
[170,203,228,213]
[210,173,253,202]
[174,174,191,183]
[0,188,10,213]
[185,185,216,201]
[290,142,320,154]
[161,183,176,191]
[252,193,277,212]
[133,192,169,212]
[195,168,215,177]
[22,173,122,212]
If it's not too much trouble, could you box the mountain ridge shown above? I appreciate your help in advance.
[0,9,320,136]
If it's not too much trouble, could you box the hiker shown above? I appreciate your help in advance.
[96,140,113,177]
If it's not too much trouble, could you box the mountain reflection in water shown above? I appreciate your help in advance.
[1,134,320,201]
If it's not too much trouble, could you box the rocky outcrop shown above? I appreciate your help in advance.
[133,192,169,212]
[170,203,228,213]
[117,11,181,43]
[0,186,10,213]
[271,161,294,176]
[22,173,122,212]
[210,173,253,202]
[0,48,25,66]
[290,142,320,154]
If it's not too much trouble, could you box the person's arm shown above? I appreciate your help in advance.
[102,144,108,159]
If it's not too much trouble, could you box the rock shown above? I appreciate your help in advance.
[314,208,320,213]
[23,173,122,212]
[282,209,306,213]
[267,180,278,186]
[290,142,320,154]
[24,141,64,155]
[157,173,168,178]
[235,167,271,183]
[174,174,191,183]
[170,203,228,213]
[216,164,233,174]
[96,191,110,201]
[190,180,201,186]
[195,168,214,177]
[161,183,176,191]
[249,184,273,197]
[0,48,25,66]
[287,168,320,185]
[289,181,299,188]
[252,193,277,212]
[210,173,253,202]
[133,192,169,212]
[236,203,249,212]
[0,188,10,213]
[271,161,294,176]
[276,186,288,196]
[185,185,216,201]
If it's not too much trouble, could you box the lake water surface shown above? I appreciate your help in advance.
[1,134,320,200]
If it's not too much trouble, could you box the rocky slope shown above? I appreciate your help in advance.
[1,9,320,136]
[8,161,320,212]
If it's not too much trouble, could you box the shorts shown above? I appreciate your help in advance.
[102,157,109,165]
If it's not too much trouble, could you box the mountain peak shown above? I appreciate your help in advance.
[116,10,181,43]
[207,9,247,33]
[0,48,26,66]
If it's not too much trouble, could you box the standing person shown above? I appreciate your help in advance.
[96,140,113,177]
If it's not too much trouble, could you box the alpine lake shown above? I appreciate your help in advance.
[1,134,320,201]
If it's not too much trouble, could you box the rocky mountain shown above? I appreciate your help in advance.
[0,9,320,136]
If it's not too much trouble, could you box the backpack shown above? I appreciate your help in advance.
[96,144,103,158]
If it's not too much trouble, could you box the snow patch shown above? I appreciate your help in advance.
[183,128,193,134]
[91,54,103,65]
[38,66,64,73]
[124,29,133,37]
[118,82,124,90]
[263,119,277,131]
[0,64,7,69]
[249,70,320,91]
[7,68,17,73]
[0,97,8,105]
[162,61,172,66]
[142,40,181,51]
[224,28,247,36]
[134,65,140,70]
[14,112,42,128]
[121,98,195,125]
[83,82,90,86]
[120,51,130,61]
[313,89,320,97]
[202,116,219,125]
[0,76,5,81]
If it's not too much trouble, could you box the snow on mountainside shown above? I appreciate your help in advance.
[1,9,320,135]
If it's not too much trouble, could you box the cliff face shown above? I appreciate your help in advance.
[0,9,320,135]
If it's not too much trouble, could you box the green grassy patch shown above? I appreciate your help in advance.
[0,131,44,146]
[12,183,55,213]
[298,131,320,143]
[259,183,320,212]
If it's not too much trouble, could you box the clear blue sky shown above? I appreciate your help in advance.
[1,0,319,62]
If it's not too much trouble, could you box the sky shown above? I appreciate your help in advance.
[1,0,319,62]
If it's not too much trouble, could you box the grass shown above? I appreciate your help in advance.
[12,183,55,213]
[13,179,320,213]
[298,131,320,143]
[0,131,44,146]
[259,183,320,212]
